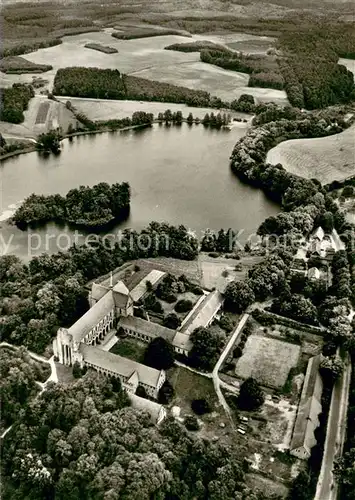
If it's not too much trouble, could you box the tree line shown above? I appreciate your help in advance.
[0,83,34,124]
[53,67,215,108]
[278,24,355,109]
[0,370,270,500]
[200,48,285,90]
[0,222,198,353]
[13,182,131,229]
[0,346,50,434]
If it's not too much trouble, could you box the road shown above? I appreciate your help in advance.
[315,351,352,500]
[212,313,249,425]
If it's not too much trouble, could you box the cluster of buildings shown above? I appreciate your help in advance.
[53,267,223,421]
[291,226,342,286]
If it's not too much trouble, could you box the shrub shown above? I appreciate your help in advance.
[175,299,193,313]
[219,315,234,332]
[163,313,181,330]
[135,385,147,398]
[191,399,212,415]
[233,346,243,358]
[208,252,219,258]
[185,415,200,431]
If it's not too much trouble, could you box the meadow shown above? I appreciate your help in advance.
[234,334,301,388]
[266,125,355,185]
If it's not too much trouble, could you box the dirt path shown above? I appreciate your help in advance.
[212,313,250,426]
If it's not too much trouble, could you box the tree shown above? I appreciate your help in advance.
[36,129,62,154]
[135,385,147,398]
[174,299,193,313]
[158,380,174,404]
[185,415,199,431]
[189,327,224,371]
[187,112,194,124]
[163,313,181,329]
[191,399,212,415]
[237,378,264,411]
[144,337,175,370]
[72,361,82,379]
[224,280,255,313]
[320,355,344,384]
[290,471,313,500]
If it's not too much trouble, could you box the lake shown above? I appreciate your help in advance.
[0,123,279,260]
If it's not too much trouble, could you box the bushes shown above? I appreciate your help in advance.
[175,299,193,314]
[0,83,34,123]
[163,313,181,330]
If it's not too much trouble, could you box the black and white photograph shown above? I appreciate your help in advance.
[0,0,355,498]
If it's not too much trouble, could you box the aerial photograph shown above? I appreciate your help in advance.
[0,0,355,499]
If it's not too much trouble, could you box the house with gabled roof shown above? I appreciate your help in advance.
[290,355,323,459]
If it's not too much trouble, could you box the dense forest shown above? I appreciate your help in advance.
[278,25,355,109]
[0,371,270,500]
[0,83,34,124]
[53,67,213,107]
[200,49,285,90]
[165,40,230,53]
[0,347,50,434]
[0,222,199,353]
[13,182,131,228]
[53,68,126,99]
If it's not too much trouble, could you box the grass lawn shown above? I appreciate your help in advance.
[109,338,146,363]
[235,334,301,389]
[169,366,217,411]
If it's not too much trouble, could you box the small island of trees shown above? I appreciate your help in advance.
[13,182,131,229]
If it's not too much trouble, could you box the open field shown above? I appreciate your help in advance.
[266,125,355,185]
[1,30,289,105]
[235,334,301,388]
[57,97,251,122]
[199,253,264,291]
[0,56,52,73]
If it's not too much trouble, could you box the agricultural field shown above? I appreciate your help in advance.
[234,334,301,388]
[2,30,289,105]
[0,95,76,139]
[266,125,355,185]
[57,97,250,122]
[0,56,52,73]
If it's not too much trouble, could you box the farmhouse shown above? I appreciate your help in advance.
[290,354,323,459]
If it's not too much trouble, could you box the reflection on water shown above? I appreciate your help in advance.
[0,124,279,260]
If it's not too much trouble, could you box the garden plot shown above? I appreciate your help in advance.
[266,125,355,184]
[235,334,301,388]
